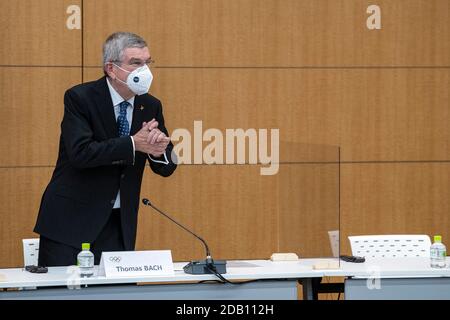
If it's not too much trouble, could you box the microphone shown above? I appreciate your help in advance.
[141,198,227,275]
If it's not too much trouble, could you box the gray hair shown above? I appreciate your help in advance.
[102,32,147,73]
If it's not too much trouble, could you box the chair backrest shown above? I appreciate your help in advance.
[22,238,40,266]
[348,234,431,258]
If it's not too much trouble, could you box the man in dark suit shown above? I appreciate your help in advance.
[34,32,177,266]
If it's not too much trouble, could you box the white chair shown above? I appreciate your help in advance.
[348,234,431,258]
[22,238,40,266]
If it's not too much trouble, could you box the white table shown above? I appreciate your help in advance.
[1,258,449,300]
[0,259,326,300]
[338,257,450,300]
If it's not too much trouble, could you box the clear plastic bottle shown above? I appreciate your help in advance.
[77,243,94,277]
[430,235,446,268]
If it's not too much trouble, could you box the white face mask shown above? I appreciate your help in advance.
[113,63,153,95]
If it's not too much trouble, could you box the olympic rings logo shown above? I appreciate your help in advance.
[109,256,122,263]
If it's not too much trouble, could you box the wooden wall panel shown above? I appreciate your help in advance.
[0,168,53,268]
[278,164,339,258]
[340,163,450,255]
[136,162,339,261]
[5,163,448,266]
[0,0,81,66]
[84,68,449,162]
[136,164,279,261]
[0,67,82,167]
[136,163,339,261]
[84,0,449,67]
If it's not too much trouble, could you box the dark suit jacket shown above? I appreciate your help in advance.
[34,76,177,250]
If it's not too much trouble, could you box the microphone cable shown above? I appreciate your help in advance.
[204,262,263,285]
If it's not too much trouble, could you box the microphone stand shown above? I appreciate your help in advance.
[142,199,227,275]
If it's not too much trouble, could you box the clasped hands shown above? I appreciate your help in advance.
[133,119,170,157]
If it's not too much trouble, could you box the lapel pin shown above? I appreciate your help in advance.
[140,105,144,111]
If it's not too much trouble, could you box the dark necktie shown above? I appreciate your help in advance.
[117,101,130,136]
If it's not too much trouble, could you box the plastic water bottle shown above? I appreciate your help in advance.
[77,243,94,277]
[430,235,446,268]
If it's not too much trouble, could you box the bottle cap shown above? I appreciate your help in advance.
[82,243,90,250]
[434,235,442,243]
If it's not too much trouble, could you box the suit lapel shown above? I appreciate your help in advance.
[93,77,119,138]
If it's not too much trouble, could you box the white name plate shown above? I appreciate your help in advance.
[98,250,174,278]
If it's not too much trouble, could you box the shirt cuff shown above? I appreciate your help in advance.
[130,136,136,165]
[149,152,169,165]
